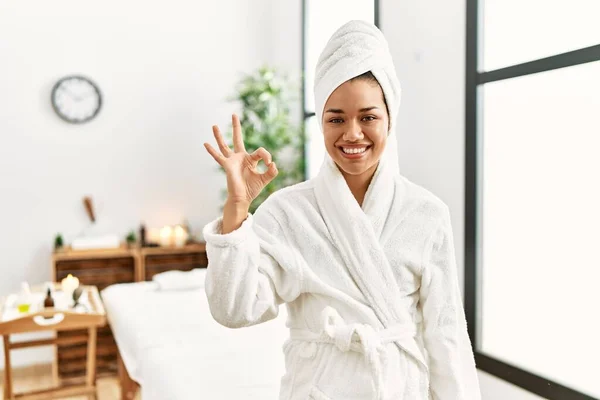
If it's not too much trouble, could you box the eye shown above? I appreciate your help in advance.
[362,115,377,122]
[329,118,344,124]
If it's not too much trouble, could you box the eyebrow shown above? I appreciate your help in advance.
[324,106,380,114]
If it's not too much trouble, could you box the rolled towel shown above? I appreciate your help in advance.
[71,234,120,250]
[152,268,207,291]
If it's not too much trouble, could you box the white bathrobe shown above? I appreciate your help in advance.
[203,20,480,400]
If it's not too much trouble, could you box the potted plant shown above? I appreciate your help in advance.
[222,66,305,213]
[54,233,64,252]
[125,231,137,248]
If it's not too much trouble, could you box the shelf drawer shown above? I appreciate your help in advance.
[58,341,117,360]
[55,257,134,272]
[56,270,134,291]
[56,325,117,381]
[57,354,117,376]
[144,252,207,281]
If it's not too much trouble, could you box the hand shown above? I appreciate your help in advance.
[204,114,278,208]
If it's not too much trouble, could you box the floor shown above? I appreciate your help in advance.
[0,364,138,400]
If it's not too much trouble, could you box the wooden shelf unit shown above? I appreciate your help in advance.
[51,243,207,384]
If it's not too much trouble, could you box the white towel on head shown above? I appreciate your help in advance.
[152,268,207,291]
[314,19,401,175]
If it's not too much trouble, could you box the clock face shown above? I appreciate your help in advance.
[51,76,102,123]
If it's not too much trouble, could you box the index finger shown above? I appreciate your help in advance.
[249,147,272,165]
[232,114,245,153]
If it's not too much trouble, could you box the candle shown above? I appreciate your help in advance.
[173,225,188,248]
[159,226,173,247]
[61,274,80,301]
[146,227,161,244]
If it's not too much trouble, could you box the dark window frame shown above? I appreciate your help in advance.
[465,1,600,399]
[301,0,380,179]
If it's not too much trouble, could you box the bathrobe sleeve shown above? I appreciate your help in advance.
[202,203,303,329]
[419,205,481,400]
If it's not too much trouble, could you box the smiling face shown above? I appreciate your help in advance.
[322,76,389,179]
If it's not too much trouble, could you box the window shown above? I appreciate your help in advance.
[302,0,378,179]
[482,0,600,71]
[466,1,600,399]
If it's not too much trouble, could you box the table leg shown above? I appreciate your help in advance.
[2,335,12,400]
[86,327,97,400]
[118,349,139,400]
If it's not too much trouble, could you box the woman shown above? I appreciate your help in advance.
[203,20,480,400]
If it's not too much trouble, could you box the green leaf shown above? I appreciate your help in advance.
[220,66,304,211]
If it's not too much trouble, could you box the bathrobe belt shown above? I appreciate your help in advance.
[289,307,419,400]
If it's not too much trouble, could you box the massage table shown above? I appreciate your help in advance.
[101,278,287,399]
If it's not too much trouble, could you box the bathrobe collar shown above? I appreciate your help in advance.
[314,139,427,370]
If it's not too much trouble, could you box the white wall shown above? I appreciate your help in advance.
[380,1,546,399]
[0,0,298,368]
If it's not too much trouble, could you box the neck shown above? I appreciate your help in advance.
[341,163,379,207]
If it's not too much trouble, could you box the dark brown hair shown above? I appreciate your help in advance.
[351,71,390,121]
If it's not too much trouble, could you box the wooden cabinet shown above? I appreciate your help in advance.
[51,243,207,383]
[141,246,208,281]
[54,257,136,291]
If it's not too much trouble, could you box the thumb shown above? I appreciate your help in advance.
[260,161,278,185]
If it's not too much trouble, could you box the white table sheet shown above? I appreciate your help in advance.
[102,281,287,399]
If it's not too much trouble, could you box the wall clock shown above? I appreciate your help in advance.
[51,75,102,124]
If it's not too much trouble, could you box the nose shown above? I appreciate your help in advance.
[343,119,364,142]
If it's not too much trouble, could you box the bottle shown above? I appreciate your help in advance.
[17,282,32,313]
[44,288,54,308]
[139,223,147,247]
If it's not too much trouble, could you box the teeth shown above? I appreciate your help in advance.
[342,147,367,154]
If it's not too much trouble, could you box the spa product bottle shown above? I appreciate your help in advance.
[44,288,54,308]
[17,282,32,313]
[140,223,147,247]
